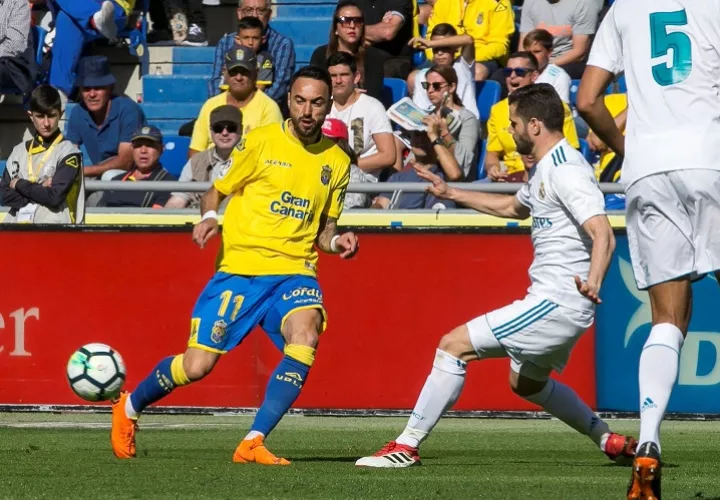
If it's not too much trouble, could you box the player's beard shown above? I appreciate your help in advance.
[291,115,323,142]
[514,131,534,156]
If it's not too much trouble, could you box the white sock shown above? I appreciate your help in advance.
[125,393,139,420]
[92,1,118,39]
[524,379,610,448]
[396,349,466,449]
[638,323,684,452]
[244,430,264,440]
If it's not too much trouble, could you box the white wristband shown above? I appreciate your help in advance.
[201,210,218,221]
[330,234,341,253]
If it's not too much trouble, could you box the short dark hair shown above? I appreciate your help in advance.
[430,23,457,37]
[326,51,357,74]
[507,51,539,71]
[289,65,332,94]
[522,29,554,51]
[508,83,565,133]
[29,85,62,114]
[237,16,264,33]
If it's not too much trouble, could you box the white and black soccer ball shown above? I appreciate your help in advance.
[66,343,126,402]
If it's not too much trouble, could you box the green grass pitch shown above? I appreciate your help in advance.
[1,414,719,499]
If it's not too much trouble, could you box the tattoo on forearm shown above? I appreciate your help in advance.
[317,215,338,252]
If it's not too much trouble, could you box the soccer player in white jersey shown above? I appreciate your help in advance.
[577,1,720,498]
[355,83,636,470]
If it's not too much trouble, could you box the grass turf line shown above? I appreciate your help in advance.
[1,415,719,499]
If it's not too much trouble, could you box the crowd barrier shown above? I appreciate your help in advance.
[0,227,717,414]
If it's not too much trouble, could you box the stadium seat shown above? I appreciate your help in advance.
[606,74,627,94]
[578,138,598,165]
[570,79,581,107]
[475,80,501,123]
[413,25,427,67]
[476,139,488,180]
[119,0,150,77]
[381,78,408,109]
[160,135,190,178]
[0,160,6,174]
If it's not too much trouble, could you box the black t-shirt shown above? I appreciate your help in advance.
[352,0,413,59]
[100,166,178,208]
[310,45,387,100]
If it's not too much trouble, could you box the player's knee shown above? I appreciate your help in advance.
[509,371,548,398]
[438,326,476,362]
[282,309,322,348]
[182,351,218,382]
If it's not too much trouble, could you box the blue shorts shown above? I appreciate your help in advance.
[188,272,326,354]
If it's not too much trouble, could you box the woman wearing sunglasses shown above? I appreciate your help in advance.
[395,65,479,180]
[310,0,386,99]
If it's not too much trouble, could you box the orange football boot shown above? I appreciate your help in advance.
[111,391,137,459]
[232,436,290,465]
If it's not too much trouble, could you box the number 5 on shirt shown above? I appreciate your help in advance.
[650,10,692,86]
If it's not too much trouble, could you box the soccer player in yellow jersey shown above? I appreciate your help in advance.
[110,66,359,465]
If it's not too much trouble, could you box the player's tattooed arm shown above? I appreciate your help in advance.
[316,214,359,258]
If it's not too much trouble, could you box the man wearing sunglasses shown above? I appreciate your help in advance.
[485,51,579,182]
[166,106,242,209]
[190,46,282,157]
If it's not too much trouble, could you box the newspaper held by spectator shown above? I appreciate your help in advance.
[387,98,429,131]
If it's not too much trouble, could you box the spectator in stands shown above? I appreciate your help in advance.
[0,0,36,96]
[485,52,578,182]
[190,46,282,156]
[522,28,570,104]
[321,117,376,209]
[165,105,241,209]
[65,56,146,181]
[310,1,386,100]
[99,126,177,208]
[518,0,599,79]
[372,118,458,209]
[327,52,396,179]
[213,17,273,93]
[396,65,478,180]
[48,0,132,97]
[408,23,479,119]
[424,0,514,81]
[354,0,414,79]
[210,0,295,108]
[1,85,84,224]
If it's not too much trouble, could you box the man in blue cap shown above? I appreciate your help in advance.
[98,125,178,208]
[48,0,133,96]
[65,55,146,181]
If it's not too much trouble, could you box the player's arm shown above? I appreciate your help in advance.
[414,165,530,219]
[577,214,615,304]
[576,66,625,157]
[316,214,359,258]
[192,186,227,249]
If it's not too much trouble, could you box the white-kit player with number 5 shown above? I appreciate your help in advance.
[356,83,637,471]
[577,1,720,498]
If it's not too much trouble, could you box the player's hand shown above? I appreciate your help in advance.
[192,218,219,249]
[408,36,431,49]
[336,232,359,259]
[574,276,602,304]
[413,164,454,200]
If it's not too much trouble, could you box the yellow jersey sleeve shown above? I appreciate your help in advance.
[562,103,580,149]
[214,133,262,196]
[486,103,504,153]
[263,99,284,127]
[190,100,213,152]
[324,155,351,219]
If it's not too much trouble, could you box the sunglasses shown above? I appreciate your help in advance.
[421,81,447,91]
[335,15,364,26]
[212,122,239,134]
[503,67,533,77]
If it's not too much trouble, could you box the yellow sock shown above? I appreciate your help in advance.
[170,354,191,386]
[284,344,316,366]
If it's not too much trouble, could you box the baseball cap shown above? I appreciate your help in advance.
[210,105,242,127]
[224,46,257,72]
[131,125,163,144]
[321,118,348,141]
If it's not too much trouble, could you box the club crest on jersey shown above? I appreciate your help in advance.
[321,165,332,185]
[539,181,546,199]
[211,319,227,344]
[476,12,484,24]
[235,137,246,153]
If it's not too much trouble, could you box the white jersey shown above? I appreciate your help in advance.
[516,139,606,312]
[412,59,480,119]
[535,63,571,104]
[587,0,720,187]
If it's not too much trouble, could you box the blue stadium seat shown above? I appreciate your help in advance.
[160,136,190,178]
[381,78,408,108]
[578,138,598,165]
[0,160,6,174]
[476,139,488,180]
[119,0,150,77]
[412,25,427,68]
[606,74,626,94]
[570,79,581,107]
[475,80,501,123]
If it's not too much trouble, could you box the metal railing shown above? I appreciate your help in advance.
[85,181,626,194]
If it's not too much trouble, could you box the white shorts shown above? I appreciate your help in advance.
[466,295,594,381]
[626,170,720,290]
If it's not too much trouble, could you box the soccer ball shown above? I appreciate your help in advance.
[67,343,126,401]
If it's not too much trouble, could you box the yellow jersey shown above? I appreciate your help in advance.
[426,0,515,63]
[487,97,579,175]
[190,90,283,152]
[214,121,351,278]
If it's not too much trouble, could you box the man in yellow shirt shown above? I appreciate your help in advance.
[485,51,578,181]
[587,93,627,182]
[110,66,359,465]
[426,0,515,81]
[189,46,283,156]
